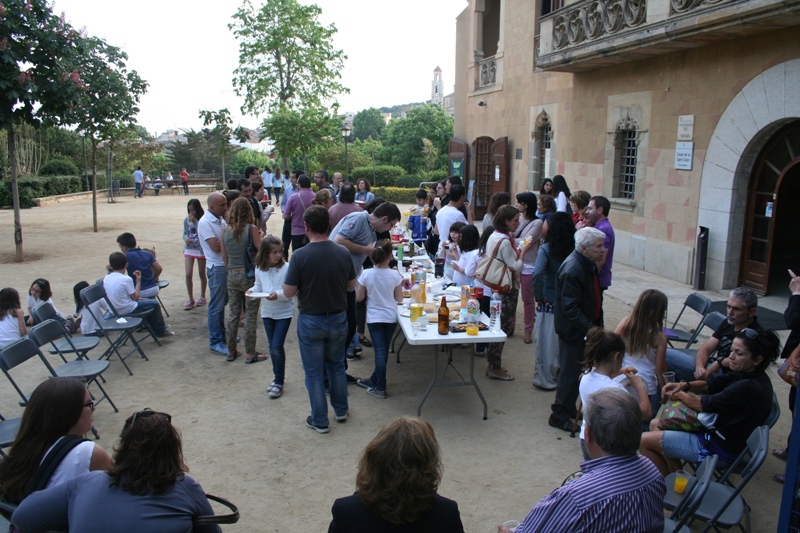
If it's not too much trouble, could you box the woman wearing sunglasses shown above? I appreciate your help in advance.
[0,377,111,505]
[639,328,780,476]
[11,409,221,533]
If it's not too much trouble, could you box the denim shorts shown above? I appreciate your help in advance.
[661,430,705,463]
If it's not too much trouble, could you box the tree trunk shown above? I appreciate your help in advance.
[91,138,98,233]
[9,124,23,262]
[221,154,226,184]
[282,155,289,175]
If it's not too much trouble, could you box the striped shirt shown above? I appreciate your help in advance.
[517,454,665,533]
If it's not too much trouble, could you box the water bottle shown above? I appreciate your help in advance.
[490,290,501,331]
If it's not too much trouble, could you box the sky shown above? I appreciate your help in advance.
[52,0,466,138]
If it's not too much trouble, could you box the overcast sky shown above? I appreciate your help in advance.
[52,0,465,137]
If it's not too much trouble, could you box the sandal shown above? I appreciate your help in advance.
[524,333,533,344]
[226,351,240,362]
[772,447,789,461]
[486,367,515,381]
[245,353,268,364]
[359,336,373,347]
[773,473,785,484]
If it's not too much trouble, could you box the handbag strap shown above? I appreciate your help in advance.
[23,435,89,499]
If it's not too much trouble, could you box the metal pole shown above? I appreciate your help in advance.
[344,135,349,182]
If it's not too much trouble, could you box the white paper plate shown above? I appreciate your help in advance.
[399,309,428,317]
[247,292,272,298]
[433,293,460,302]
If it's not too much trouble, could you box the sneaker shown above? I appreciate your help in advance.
[356,378,374,390]
[210,343,228,356]
[335,412,348,422]
[196,297,207,306]
[367,387,386,399]
[183,299,195,310]
[359,336,373,347]
[269,383,283,399]
[353,346,363,357]
[305,416,329,434]
[346,374,359,385]
[157,330,175,338]
[346,351,357,362]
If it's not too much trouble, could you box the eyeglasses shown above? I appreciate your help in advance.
[741,328,759,339]
[130,408,172,427]
[83,400,95,410]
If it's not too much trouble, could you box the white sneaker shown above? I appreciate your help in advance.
[268,383,283,399]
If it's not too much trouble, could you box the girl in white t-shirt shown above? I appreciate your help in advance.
[355,239,404,399]
[615,289,668,420]
[448,225,480,287]
[578,327,651,461]
[0,287,27,350]
[439,221,466,281]
[26,278,68,329]
[248,236,294,399]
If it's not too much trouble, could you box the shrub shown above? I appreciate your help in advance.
[39,159,79,176]
[429,169,449,182]
[0,176,85,207]
[395,176,425,189]
[371,187,422,205]
[350,165,405,187]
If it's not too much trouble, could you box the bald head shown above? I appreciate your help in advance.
[207,192,228,219]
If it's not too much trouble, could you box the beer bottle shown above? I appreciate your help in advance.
[438,296,449,335]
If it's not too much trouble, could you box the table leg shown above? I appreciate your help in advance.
[471,344,488,420]
[417,344,440,417]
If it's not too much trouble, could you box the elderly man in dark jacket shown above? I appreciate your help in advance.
[549,227,606,431]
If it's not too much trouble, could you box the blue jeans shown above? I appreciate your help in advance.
[263,317,292,385]
[206,265,228,347]
[365,322,396,391]
[134,183,142,197]
[135,299,166,336]
[297,311,348,426]
[666,348,699,383]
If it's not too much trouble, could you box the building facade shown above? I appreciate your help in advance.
[453,0,800,294]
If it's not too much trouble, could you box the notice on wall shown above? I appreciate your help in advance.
[494,165,500,182]
[675,142,693,170]
[678,115,694,141]
[544,148,551,178]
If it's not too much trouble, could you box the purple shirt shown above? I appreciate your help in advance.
[284,188,316,236]
[594,217,615,288]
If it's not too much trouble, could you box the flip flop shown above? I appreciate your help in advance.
[245,353,268,364]
[226,351,241,362]
[772,448,789,461]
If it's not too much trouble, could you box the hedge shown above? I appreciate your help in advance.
[0,176,87,207]
[350,165,405,187]
[370,187,423,204]
[39,159,79,176]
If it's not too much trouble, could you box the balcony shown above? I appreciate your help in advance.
[536,0,800,72]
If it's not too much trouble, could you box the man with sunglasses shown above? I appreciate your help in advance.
[666,286,765,382]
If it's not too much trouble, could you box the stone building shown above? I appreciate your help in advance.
[452,0,800,294]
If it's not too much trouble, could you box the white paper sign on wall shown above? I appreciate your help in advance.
[678,115,694,141]
[675,142,693,170]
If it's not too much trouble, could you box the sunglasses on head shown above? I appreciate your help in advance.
[741,328,759,339]
[130,408,172,428]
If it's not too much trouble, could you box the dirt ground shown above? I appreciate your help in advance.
[0,191,790,532]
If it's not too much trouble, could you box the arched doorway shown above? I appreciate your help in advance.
[739,121,800,296]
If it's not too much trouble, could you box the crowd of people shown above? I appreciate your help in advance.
[0,167,795,532]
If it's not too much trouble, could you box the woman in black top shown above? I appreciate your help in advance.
[328,417,464,533]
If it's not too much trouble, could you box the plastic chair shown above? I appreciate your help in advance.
[668,426,768,533]
[80,282,148,376]
[27,320,118,413]
[0,412,22,458]
[672,312,727,361]
[193,494,240,527]
[664,455,718,533]
[765,391,780,429]
[156,279,170,317]
[31,302,100,362]
[665,293,712,348]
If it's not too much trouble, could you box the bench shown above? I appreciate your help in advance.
[170,178,221,194]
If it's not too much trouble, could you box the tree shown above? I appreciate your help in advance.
[1,0,88,260]
[352,108,386,141]
[230,148,272,175]
[65,35,148,231]
[229,0,347,115]
[420,138,439,179]
[261,106,339,172]
[381,105,453,174]
[167,129,242,175]
[199,108,247,182]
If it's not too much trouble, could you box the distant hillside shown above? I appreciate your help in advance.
[379,102,427,119]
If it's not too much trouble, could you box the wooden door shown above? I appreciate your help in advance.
[471,136,494,220]
[740,122,800,294]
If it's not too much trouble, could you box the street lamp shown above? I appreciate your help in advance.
[341,124,351,181]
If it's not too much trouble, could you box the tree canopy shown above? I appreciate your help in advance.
[261,105,339,172]
[352,108,386,141]
[381,104,453,174]
[229,0,348,115]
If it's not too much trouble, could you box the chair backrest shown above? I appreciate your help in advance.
[766,391,780,429]
[671,454,719,527]
[28,319,68,349]
[718,425,769,486]
[80,282,120,324]
[671,292,711,327]
[703,311,726,332]
[0,338,42,373]
[30,301,57,325]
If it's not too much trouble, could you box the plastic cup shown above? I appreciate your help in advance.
[411,320,421,336]
[466,323,479,336]
[502,520,520,531]
[663,371,676,383]
[674,470,690,494]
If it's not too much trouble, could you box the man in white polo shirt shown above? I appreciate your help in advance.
[198,192,229,355]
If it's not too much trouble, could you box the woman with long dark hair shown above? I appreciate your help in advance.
[328,417,463,532]
[551,175,571,214]
[11,408,220,532]
[539,178,553,197]
[0,377,111,505]
[532,212,575,389]
[221,197,262,363]
[0,288,27,350]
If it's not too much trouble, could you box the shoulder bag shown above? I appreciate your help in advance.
[657,398,718,432]
[778,345,800,387]
[475,239,514,294]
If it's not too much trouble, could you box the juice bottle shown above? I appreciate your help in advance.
[410,280,423,303]
[438,296,449,335]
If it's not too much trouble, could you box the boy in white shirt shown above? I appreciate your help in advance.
[103,252,172,338]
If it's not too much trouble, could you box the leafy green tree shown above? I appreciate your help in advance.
[381,105,453,174]
[65,35,148,231]
[420,137,439,179]
[352,108,386,141]
[229,0,347,115]
[168,129,240,175]
[261,106,338,172]
[312,137,372,178]
[199,108,247,182]
[230,148,272,175]
[1,0,88,260]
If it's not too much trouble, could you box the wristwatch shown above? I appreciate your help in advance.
[680,380,691,392]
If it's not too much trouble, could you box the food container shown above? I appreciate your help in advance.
[410,304,424,323]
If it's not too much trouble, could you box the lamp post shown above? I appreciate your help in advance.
[341,124,351,181]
